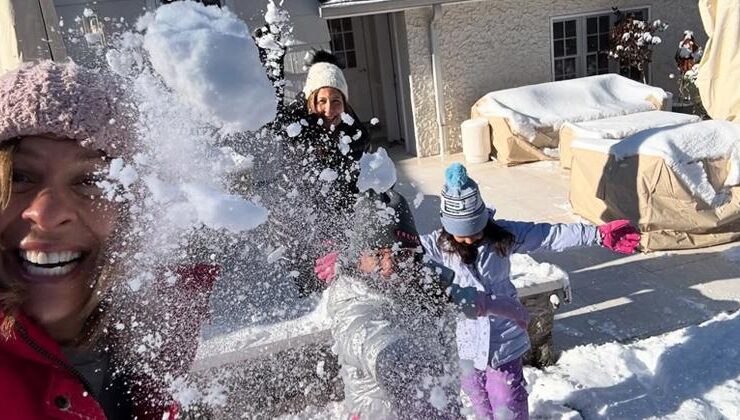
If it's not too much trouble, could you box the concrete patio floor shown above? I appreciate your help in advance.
[389,147,740,352]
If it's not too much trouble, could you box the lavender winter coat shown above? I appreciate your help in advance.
[420,210,599,370]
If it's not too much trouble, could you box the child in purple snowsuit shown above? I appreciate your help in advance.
[419,163,641,419]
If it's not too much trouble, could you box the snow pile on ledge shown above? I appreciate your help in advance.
[562,110,700,140]
[510,254,569,295]
[141,1,276,132]
[477,74,667,140]
[610,120,740,206]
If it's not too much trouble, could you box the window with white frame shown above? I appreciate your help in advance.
[328,18,357,69]
[551,8,649,81]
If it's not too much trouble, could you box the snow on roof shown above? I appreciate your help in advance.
[577,120,740,206]
[562,110,701,140]
[476,74,667,140]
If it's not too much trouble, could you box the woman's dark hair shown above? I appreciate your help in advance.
[437,220,516,263]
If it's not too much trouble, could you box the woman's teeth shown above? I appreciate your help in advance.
[20,250,82,276]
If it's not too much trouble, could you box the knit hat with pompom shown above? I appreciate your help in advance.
[439,163,491,236]
[0,60,133,155]
[302,50,349,100]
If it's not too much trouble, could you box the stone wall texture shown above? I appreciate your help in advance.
[404,0,706,157]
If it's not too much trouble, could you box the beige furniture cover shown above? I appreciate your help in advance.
[558,111,701,170]
[471,74,668,166]
[697,0,740,122]
[569,138,740,251]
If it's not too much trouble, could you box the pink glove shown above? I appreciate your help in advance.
[598,219,641,254]
[476,294,530,330]
[314,251,339,284]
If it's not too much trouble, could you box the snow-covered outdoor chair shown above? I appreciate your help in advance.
[558,110,700,170]
[470,74,670,166]
[569,120,740,251]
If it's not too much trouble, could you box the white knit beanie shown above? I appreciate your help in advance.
[302,62,349,100]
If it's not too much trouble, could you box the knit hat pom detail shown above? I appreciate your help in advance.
[445,163,469,191]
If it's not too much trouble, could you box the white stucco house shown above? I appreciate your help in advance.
[2,0,705,157]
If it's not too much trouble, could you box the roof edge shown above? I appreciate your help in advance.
[319,0,484,19]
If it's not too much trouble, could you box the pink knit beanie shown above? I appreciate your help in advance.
[0,60,133,155]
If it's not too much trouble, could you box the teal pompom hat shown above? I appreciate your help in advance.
[440,163,490,236]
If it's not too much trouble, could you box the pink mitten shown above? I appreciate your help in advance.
[598,220,641,254]
[314,251,339,284]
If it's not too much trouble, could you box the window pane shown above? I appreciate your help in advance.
[565,20,576,37]
[335,52,347,69]
[586,54,597,75]
[564,57,576,75]
[331,34,344,52]
[328,19,342,33]
[599,33,609,50]
[598,53,609,71]
[566,38,577,56]
[554,59,563,76]
[587,17,597,34]
[344,32,355,51]
[553,21,563,39]
[342,18,353,31]
[554,40,564,57]
[599,15,610,31]
[587,35,598,52]
[345,51,356,68]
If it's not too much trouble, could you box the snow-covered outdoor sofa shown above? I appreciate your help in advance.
[470,74,671,166]
[558,111,701,170]
[569,120,740,251]
[191,255,573,416]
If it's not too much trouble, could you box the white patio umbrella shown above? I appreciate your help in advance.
[696,0,740,121]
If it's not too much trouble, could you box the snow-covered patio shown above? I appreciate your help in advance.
[390,147,740,351]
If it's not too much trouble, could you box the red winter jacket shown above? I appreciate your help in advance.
[0,263,219,420]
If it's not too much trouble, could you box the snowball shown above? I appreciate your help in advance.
[340,112,355,126]
[142,2,276,132]
[319,168,339,183]
[265,0,289,25]
[286,122,302,137]
[357,148,397,193]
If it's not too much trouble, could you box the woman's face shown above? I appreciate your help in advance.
[315,87,345,126]
[0,136,118,339]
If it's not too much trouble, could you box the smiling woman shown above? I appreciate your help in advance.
[0,61,218,420]
[0,136,118,345]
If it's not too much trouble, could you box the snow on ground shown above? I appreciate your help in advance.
[476,74,667,140]
[561,110,700,140]
[283,310,740,419]
[526,310,740,420]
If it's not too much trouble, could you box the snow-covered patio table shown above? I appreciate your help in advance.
[558,110,701,169]
[470,74,670,166]
[569,120,740,251]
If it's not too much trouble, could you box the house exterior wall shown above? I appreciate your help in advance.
[404,0,706,157]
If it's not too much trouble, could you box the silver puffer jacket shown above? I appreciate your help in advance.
[326,271,461,419]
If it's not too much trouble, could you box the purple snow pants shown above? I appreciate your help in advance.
[460,358,529,420]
